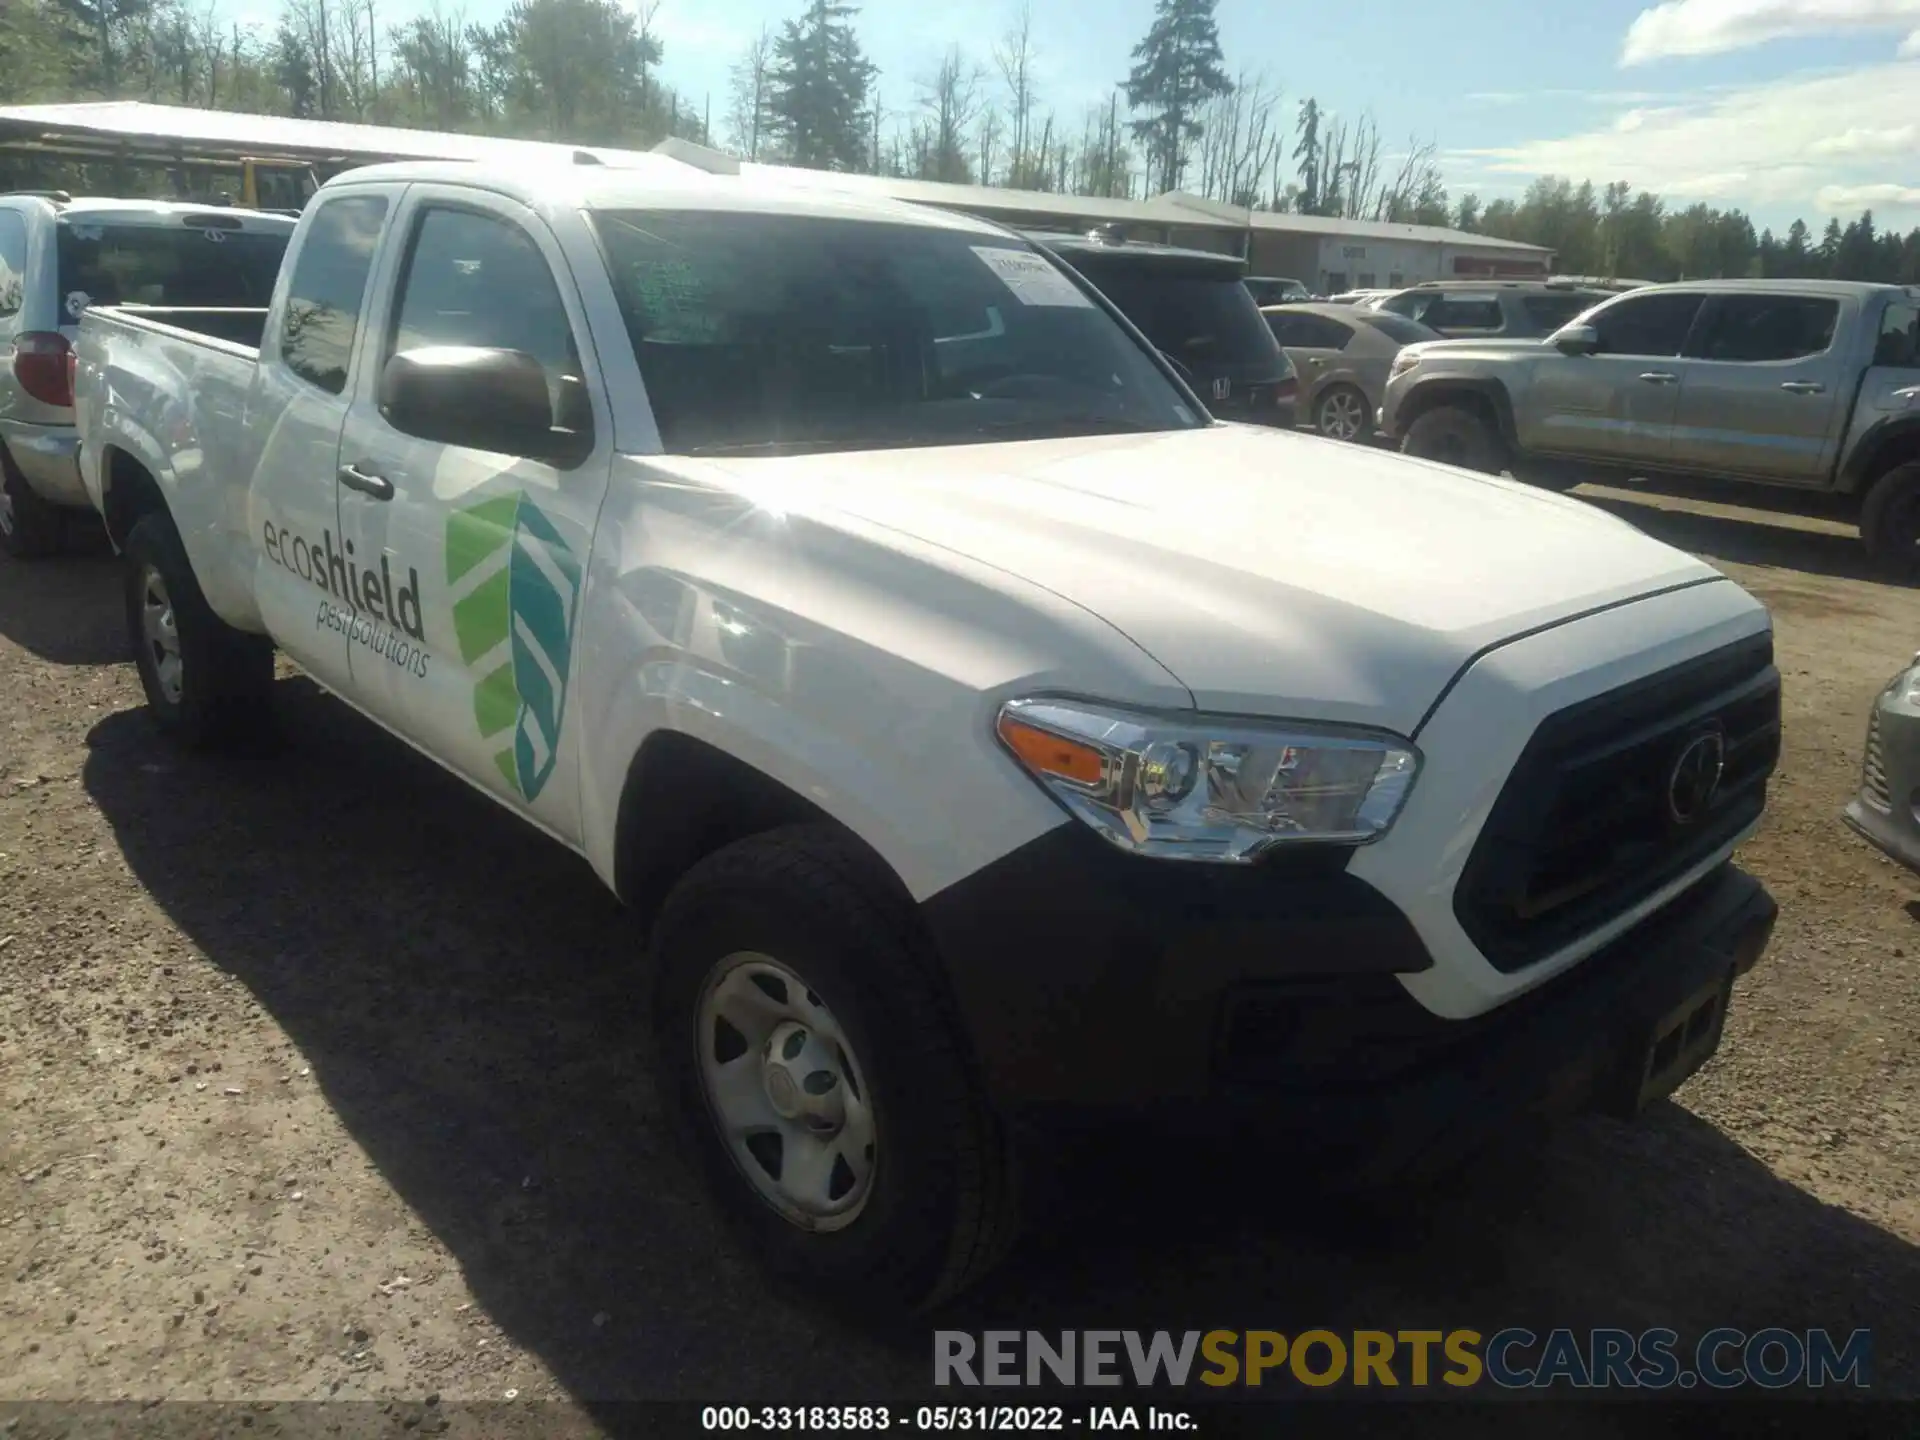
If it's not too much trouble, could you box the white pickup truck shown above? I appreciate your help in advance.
[75,156,1782,1310]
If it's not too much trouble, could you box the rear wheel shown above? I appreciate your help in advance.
[123,510,275,749]
[1862,462,1920,577]
[650,823,1018,1312]
[0,446,65,559]
[1314,385,1371,443]
[1401,404,1506,474]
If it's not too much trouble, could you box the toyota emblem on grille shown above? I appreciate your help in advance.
[1667,730,1726,826]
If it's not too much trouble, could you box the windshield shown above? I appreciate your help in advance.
[57,222,288,314]
[1065,257,1287,378]
[591,211,1202,456]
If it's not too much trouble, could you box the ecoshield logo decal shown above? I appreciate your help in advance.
[262,522,430,678]
[446,493,582,802]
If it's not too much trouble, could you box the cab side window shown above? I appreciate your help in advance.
[0,211,28,318]
[1691,295,1839,362]
[386,206,593,446]
[279,195,388,395]
[1876,303,1919,368]
[1588,292,1705,357]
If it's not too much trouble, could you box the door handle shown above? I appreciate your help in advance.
[1779,380,1826,395]
[338,463,394,501]
[1637,371,1678,385]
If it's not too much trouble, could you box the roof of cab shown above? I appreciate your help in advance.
[320,157,1020,235]
[1,193,297,228]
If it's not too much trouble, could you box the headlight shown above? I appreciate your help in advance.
[1390,351,1422,378]
[1900,659,1920,704]
[995,699,1419,862]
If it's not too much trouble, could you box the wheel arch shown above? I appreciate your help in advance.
[1844,417,1920,497]
[612,729,918,926]
[99,444,173,552]
[1396,377,1519,449]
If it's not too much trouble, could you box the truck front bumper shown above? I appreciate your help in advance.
[920,827,1775,1180]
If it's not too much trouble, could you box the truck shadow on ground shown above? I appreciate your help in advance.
[80,685,1920,1421]
[1574,486,1886,587]
[0,550,127,664]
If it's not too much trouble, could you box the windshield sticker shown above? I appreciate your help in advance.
[65,290,92,319]
[970,246,1093,309]
[70,224,104,243]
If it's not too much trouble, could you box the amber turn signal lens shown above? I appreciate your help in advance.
[996,715,1106,786]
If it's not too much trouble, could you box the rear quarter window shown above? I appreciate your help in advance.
[57,221,288,319]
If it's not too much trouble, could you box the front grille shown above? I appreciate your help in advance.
[1862,711,1893,813]
[1455,632,1780,973]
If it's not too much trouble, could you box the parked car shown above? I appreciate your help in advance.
[0,190,295,558]
[1264,302,1441,442]
[1379,280,1920,566]
[1844,654,1920,871]
[76,160,1781,1311]
[1245,275,1310,306]
[1373,280,1617,339]
[1030,228,1298,427]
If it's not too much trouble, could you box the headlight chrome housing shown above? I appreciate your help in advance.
[996,699,1420,863]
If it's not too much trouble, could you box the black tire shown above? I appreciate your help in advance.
[0,445,65,559]
[650,823,1018,1313]
[1401,404,1507,474]
[123,510,275,749]
[1314,384,1372,443]
[1860,460,1920,577]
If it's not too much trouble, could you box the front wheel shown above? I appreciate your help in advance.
[1314,385,1371,443]
[1401,404,1507,474]
[1860,461,1920,578]
[123,511,275,749]
[650,824,1018,1312]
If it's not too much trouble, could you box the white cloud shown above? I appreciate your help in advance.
[1901,24,1920,50]
[1462,59,1920,216]
[1816,181,1920,207]
[1808,122,1918,153]
[1622,0,1920,65]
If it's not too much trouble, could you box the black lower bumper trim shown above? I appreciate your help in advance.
[921,825,1775,1180]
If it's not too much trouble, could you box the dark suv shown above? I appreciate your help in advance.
[1373,280,1622,340]
[1028,230,1299,428]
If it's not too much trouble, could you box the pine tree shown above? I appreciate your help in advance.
[1123,0,1231,194]
[1781,219,1810,278]
[1293,97,1322,215]
[766,0,876,173]
[1818,217,1844,277]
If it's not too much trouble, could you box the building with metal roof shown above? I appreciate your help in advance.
[0,101,1554,290]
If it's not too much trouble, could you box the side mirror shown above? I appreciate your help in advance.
[1554,324,1601,356]
[380,346,578,463]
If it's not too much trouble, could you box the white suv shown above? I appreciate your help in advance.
[0,191,293,558]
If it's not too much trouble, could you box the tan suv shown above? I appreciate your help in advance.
[1379,281,1920,566]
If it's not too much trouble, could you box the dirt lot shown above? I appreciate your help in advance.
[3,481,1919,1425]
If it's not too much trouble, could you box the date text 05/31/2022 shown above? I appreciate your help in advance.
[701,1407,1194,1432]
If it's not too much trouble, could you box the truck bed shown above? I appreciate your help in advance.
[88,305,267,354]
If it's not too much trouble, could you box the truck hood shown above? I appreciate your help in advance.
[679,424,1721,735]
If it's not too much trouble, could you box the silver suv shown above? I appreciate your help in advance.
[1,192,293,558]
[1373,280,1622,339]
[1379,281,1920,566]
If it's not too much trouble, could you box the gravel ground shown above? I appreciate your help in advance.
[2,482,1918,1429]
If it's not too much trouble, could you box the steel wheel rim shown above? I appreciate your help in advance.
[695,952,877,1231]
[1320,390,1364,441]
[141,565,184,704]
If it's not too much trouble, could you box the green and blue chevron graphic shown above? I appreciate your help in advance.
[445,493,582,802]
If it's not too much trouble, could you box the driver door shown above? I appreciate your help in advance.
[1526,290,1706,469]
[332,187,614,844]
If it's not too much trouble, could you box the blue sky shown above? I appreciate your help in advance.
[278,0,1920,231]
